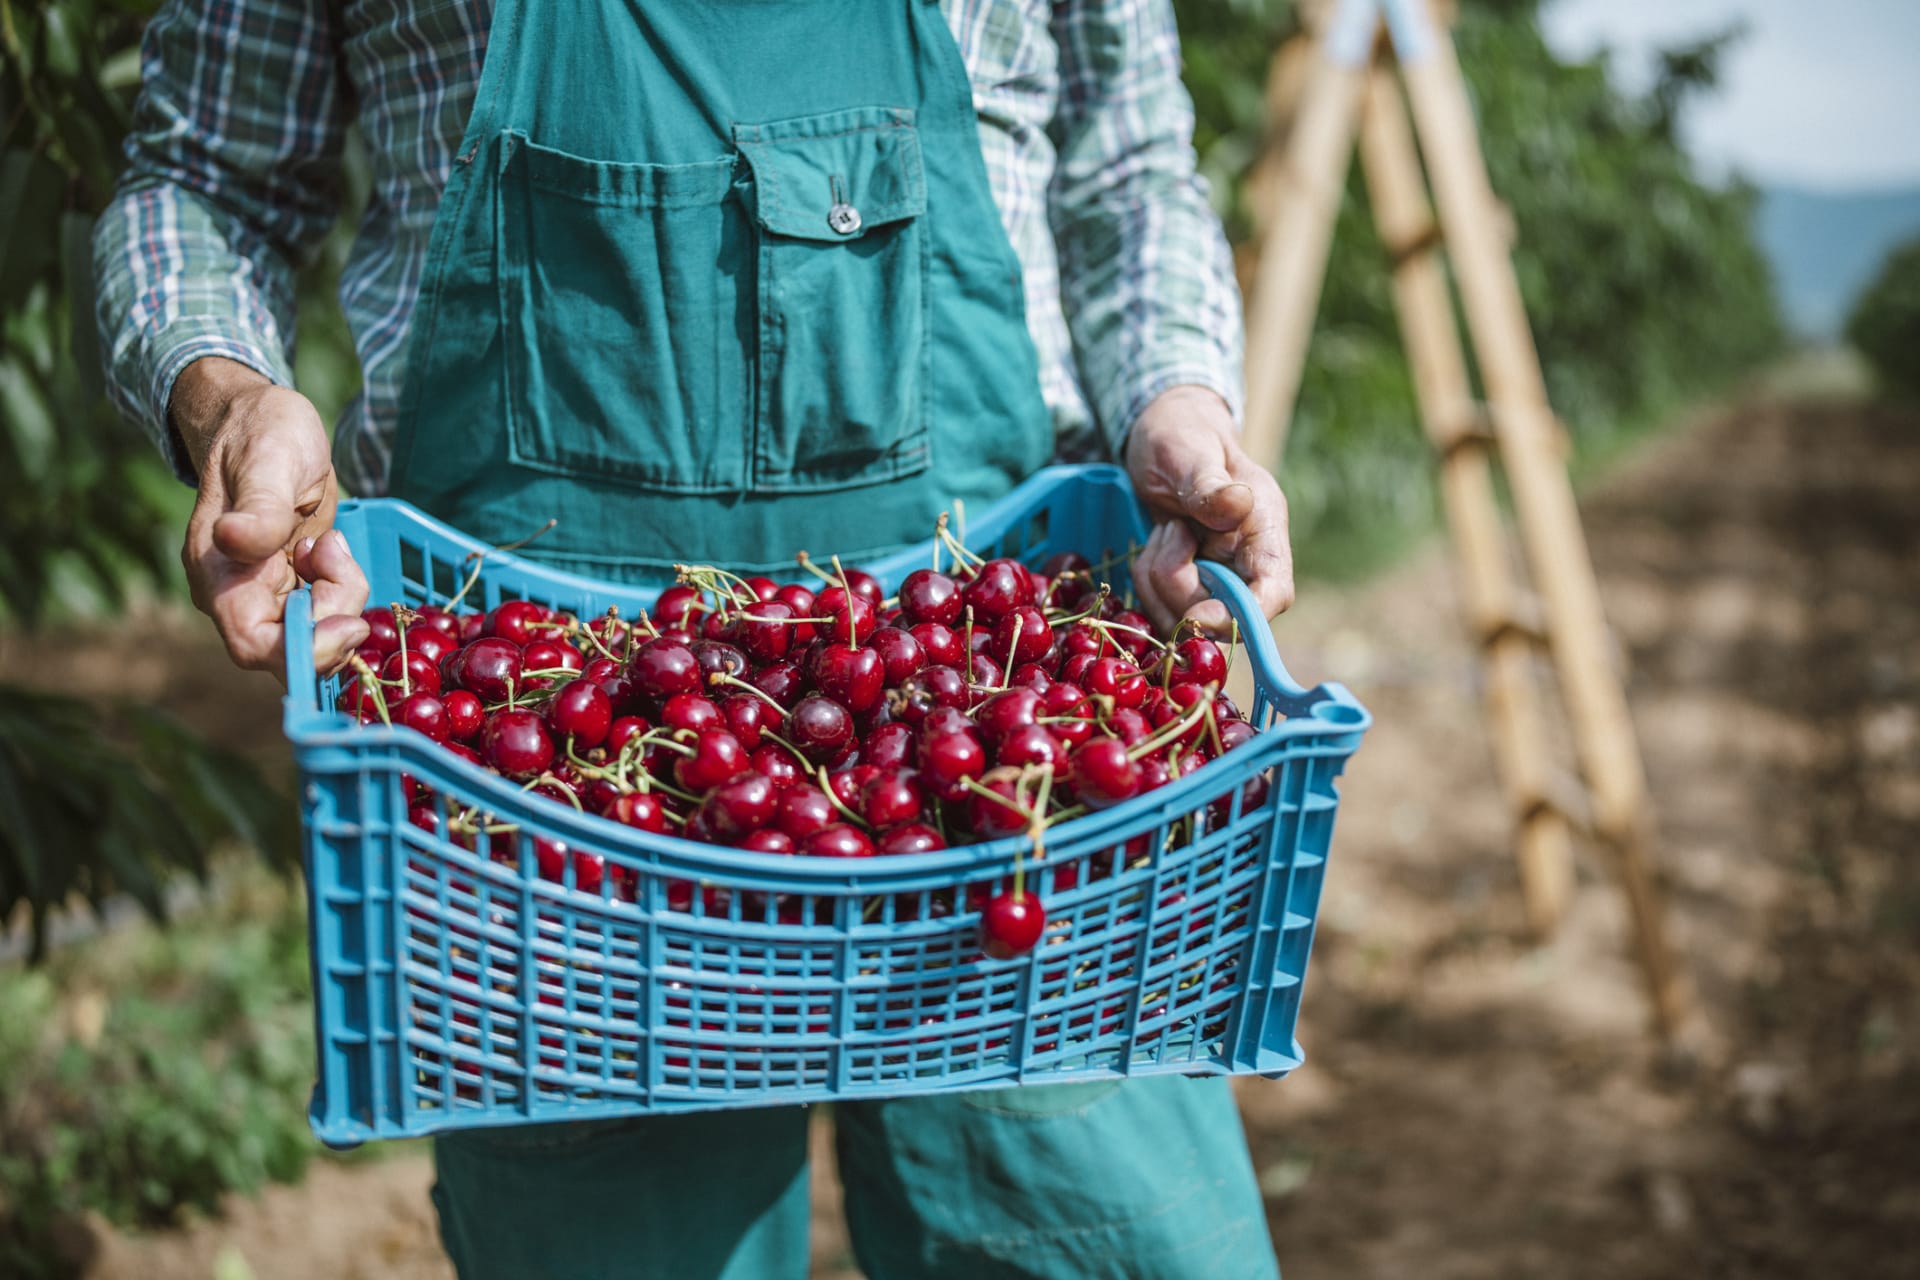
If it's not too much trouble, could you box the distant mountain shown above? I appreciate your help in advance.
[1757,184,1920,339]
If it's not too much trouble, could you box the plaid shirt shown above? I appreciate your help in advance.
[95,0,1242,493]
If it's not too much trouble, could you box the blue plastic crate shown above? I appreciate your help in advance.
[284,464,1369,1145]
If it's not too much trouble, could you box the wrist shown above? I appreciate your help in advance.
[169,356,274,477]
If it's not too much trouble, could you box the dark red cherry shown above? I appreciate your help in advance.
[996,723,1066,775]
[485,599,545,646]
[909,622,964,668]
[414,604,461,640]
[752,743,804,788]
[1070,737,1139,808]
[697,772,777,841]
[841,568,885,607]
[993,605,1052,669]
[449,637,521,702]
[675,729,749,793]
[443,689,484,740]
[862,721,916,771]
[608,790,669,834]
[547,680,612,748]
[753,660,804,707]
[918,730,986,801]
[1085,656,1147,710]
[393,691,451,743]
[728,600,794,663]
[660,692,722,735]
[967,651,1003,690]
[738,828,795,854]
[786,695,855,761]
[860,771,924,829]
[815,589,879,645]
[966,771,1029,838]
[483,709,554,778]
[975,688,1042,742]
[1219,719,1257,752]
[692,639,751,685]
[802,824,876,858]
[807,642,884,713]
[1107,706,1153,747]
[631,638,701,701]
[981,890,1045,958]
[719,694,770,748]
[899,569,963,626]
[1041,551,1091,578]
[962,558,1032,622]
[775,584,817,644]
[404,622,457,666]
[382,649,442,696]
[1170,636,1228,688]
[866,627,926,685]
[653,584,707,631]
[606,715,651,755]
[877,823,946,855]
[775,785,836,840]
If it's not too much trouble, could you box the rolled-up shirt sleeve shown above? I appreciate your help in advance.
[92,0,349,481]
[1046,0,1244,455]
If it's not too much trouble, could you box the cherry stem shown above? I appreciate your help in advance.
[527,773,585,813]
[446,520,560,612]
[793,550,838,586]
[814,766,872,831]
[707,671,790,715]
[758,729,807,762]
[391,601,414,695]
[348,655,392,727]
[1127,682,1220,761]
[1003,613,1023,675]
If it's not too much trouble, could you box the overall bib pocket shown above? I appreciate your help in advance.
[498,133,751,494]
[736,107,930,492]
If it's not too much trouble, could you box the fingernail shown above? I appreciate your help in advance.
[298,536,316,554]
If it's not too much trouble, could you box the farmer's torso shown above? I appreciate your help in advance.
[328,0,1094,502]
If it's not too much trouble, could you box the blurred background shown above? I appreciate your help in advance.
[1,0,1915,1275]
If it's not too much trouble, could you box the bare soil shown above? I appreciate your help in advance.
[42,392,1920,1278]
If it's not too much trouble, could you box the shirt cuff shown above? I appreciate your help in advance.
[1106,364,1245,458]
[143,325,290,483]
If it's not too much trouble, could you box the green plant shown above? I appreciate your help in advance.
[0,872,327,1277]
[1845,234,1920,401]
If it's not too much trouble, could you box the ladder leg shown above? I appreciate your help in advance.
[1240,38,1373,472]
[1395,20,1687,1035]
[1357,65,1575,935]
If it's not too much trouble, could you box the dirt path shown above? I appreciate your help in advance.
[70,392,1920,1277]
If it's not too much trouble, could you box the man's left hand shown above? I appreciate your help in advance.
[1124,386,1295,637]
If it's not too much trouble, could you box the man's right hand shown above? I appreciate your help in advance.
[172,357,370,677]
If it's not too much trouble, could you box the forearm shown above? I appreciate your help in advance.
[1048,0,1244,453]
[92,0,348,481]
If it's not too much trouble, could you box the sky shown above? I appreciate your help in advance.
[1540,0,1920,191]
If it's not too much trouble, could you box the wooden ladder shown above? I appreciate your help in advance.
[1238,0,1687,1035]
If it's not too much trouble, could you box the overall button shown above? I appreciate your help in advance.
[828,202,863,235]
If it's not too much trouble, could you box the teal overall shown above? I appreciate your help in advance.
[389,0,1278,1274]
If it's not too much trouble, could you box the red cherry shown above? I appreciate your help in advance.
[967,652,1004,691]
[653,584,707,631]
[522,637,582,675]
[414,605,461,640]
[866,626,926,685]
[775,584,817,644]
[786,695,855,761]
[861,721,916,771]
[738,828,795,854]
[393,691,451,743]
[899,569,963,626]
[775,785,836,840]
[1009,663,1053,693]
[860,771,924,829]
[962,558,1032,622]
[483,709,554,778]
[692,639,750,684]
[918,730,986,801]
[608,791,669,834]
[382,649,442,696]
[807,642,885,713]
[876,823,946,855]
[748,660,802,710]
[728,599,793,663]
[457,612,485,643]
[1107,706,1152,746]
[547,681,612,748]
[993,605,1053,669]
[752,743,804,788]
[1219,719,1257,752]
[1170,636,1228,688]
[448,637,521,702]
[890,665,966,724]
[443,689,484,740]
[966,771,1029,837]
[404,622,457,666]
[1070,737,1139,808]
[921,705,976,738]
[630,638,701,701]
[485,599,545,646]
[975,688,1042,742]
[841,568,884,607]
[1085,656,1147,710]
[1059,652,1097,684]
[675,729,749,793]
[1110,610,1156,659]
[1042,682,1095,746]
[909,622,964,668]
[815,589,879,645]
[605,715,651,755]
[996,723,1065,775]
[981,890,1045,958]
[661,692,722,734]
[801,824,876,858]
[360,607,401,658]
[1041,551,1092,578]
[697,772,777,841]
[718,694,770,748]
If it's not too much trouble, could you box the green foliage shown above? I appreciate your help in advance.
[0,875,326,1277]
[1845,234,1920,401]
[1178,0,1783,576]
[0,686,297,963]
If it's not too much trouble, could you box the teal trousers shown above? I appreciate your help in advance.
[431,1076,1279,1279]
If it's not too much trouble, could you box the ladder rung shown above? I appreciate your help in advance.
[1386,219,1444,268]
[1518,770,1594,837]
[1477,594,1548,648]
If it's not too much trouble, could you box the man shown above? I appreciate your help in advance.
[97,2,1295,1276]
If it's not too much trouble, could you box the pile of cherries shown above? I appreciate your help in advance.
[346,532,1260,960]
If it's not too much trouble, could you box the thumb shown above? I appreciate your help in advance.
[1179,468,1255,534]
[213,436,308,563]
